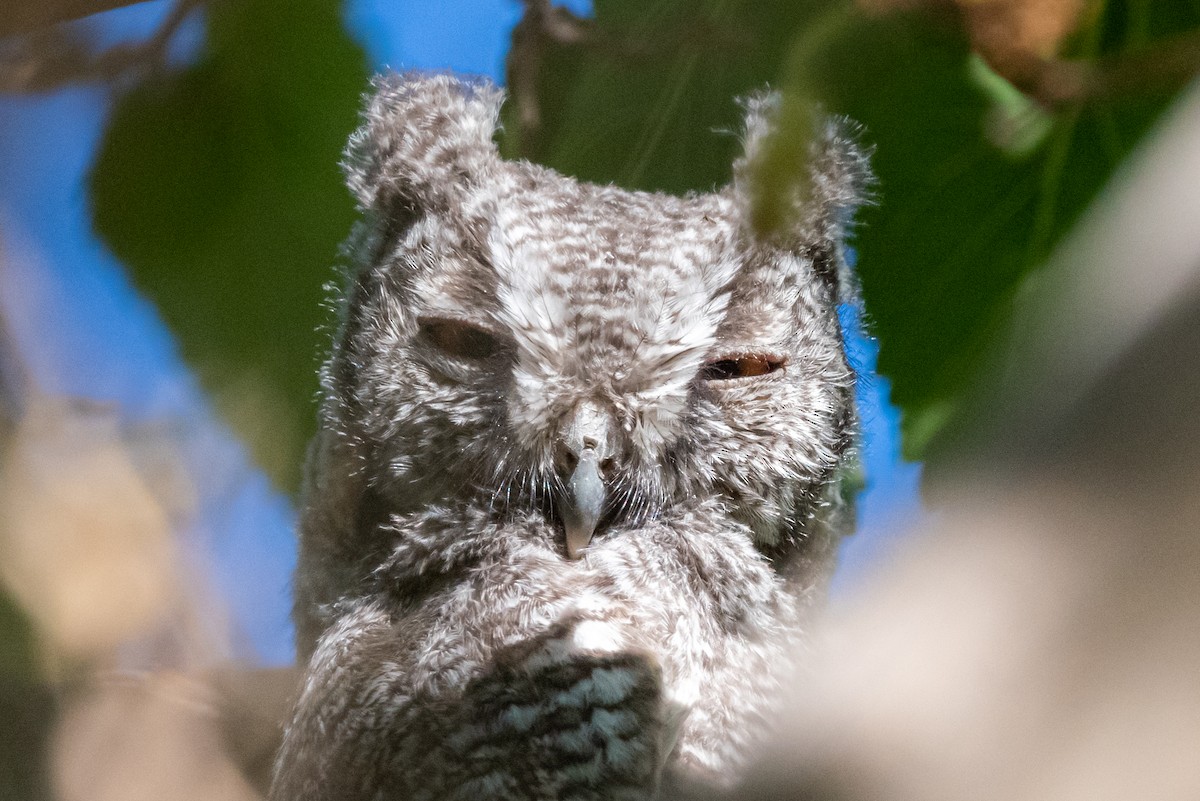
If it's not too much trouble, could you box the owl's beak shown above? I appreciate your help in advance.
[558,401,614,559]
[562,449,605,559]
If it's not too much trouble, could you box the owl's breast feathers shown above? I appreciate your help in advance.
[354,501,807,783]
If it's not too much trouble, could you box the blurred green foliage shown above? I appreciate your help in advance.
[795,2,1200,461]
[0,592,51,801]
[504,0,1200,462]
[91,0,368,490]
[90,0,1199,488]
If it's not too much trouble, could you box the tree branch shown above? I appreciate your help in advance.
[0,246,31,440]
[0,0,162,40]
[504,0,750,160]
[1032,28,1200,107]
[505,0,595,160]
[0,0,200,93]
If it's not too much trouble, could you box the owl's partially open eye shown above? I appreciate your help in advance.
[419,318,502,361]
[701,354,787,381]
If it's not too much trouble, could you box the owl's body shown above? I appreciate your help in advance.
[273,74,868,800]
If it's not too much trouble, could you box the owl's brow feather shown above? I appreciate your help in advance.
[622,291,656,370]
[503,260,569,367]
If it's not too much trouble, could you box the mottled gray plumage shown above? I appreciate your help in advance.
[272,73,870,801]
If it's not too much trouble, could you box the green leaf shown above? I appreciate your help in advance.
[91,0,368,491]
[0,589,38,681]
[0,589,52,800]
[512,0,1199,465]
[782,3,1199,461]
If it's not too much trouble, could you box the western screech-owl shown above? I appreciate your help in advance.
[271,73,869,801]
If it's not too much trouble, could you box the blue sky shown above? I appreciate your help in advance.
[0,0,920,665]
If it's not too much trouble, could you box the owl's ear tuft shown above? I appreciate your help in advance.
[734,91,874,304]
[343,71,504,212]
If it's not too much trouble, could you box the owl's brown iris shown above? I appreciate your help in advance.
[419,319,500,360]
[701,354,785,381]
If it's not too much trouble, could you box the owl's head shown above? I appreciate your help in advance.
[325,73,869,566]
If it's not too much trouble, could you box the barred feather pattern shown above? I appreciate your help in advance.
[274,72,869,801]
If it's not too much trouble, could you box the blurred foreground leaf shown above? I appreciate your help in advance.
[91,0,368,491]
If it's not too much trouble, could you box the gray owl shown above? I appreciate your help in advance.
[271,73,870,801]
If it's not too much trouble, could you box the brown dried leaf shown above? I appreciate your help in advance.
[960,0,1091,85]
[856,0,1093,91]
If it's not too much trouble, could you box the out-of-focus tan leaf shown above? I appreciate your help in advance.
[89,0,369,493]
[0,231,279,801]
[744,484,1200,801]
[0,399,178,662]
[54,672,262,801]
[210,666,302,796]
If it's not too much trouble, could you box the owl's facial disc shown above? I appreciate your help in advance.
[556,400,617,559]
